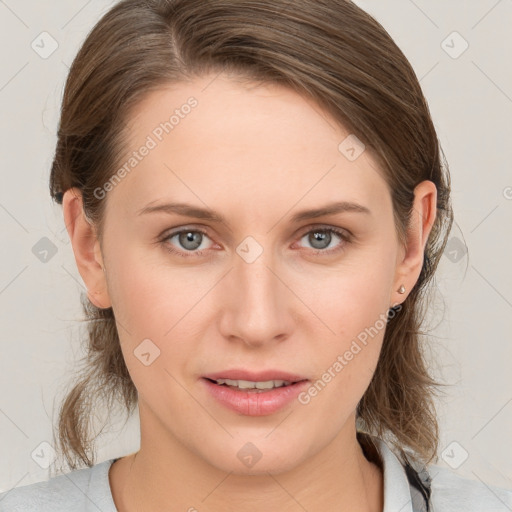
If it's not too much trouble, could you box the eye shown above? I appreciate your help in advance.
[295,226,351,255]
[160,228,215,258]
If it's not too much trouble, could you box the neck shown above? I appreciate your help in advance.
[109,409,383,512]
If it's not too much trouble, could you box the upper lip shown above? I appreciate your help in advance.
[203,369,309,383]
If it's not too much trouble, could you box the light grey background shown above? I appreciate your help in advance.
[0,0,511,493]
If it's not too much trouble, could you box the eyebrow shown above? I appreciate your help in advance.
[137,200,371,228]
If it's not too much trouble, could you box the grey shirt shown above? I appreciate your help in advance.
[1,437,511,511]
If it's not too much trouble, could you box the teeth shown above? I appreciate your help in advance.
[215,379,292,389]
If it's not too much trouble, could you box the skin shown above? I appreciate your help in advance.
[63,73,437,512]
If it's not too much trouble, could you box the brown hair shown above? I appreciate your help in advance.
[49,0,453,472]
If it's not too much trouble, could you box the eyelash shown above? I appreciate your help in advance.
[159,225,352,259]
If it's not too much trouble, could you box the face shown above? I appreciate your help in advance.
[90,73,407,475]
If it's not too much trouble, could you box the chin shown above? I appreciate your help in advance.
[198,437,308,476]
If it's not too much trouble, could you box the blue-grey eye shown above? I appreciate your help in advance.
[176,231,203,251]
[308,230,332,250]
[300,229,345,251]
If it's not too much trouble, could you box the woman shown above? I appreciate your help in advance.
[1,0,510,511]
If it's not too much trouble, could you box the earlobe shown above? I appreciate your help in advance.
[62,188,112,309]
[391,180,437,305]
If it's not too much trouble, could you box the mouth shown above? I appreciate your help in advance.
[203,377,306,393]
[201,371,310,416]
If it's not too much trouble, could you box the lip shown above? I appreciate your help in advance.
[201,372,310,416]
[203,369,308,382]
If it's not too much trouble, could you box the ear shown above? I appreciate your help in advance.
[391,180,437,306]
[62,187,112,309]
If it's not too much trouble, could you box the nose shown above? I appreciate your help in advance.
[217,245,295,348]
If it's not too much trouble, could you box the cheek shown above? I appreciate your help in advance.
[296,251,394,409]
[105,244,200,334]
[299,301,387,427]
[296,245,395,339]
[104,248,216,379]
[106,259,200,410]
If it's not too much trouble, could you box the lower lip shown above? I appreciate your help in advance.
[201,378,310,416]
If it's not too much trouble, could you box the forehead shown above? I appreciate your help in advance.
[106,74,390,219]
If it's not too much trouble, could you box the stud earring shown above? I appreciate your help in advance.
[398,285,406,294]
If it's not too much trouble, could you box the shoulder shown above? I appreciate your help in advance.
[428,465,512,511]
[0,459,117,512]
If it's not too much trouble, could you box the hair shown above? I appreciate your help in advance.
[49,0,453,472]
